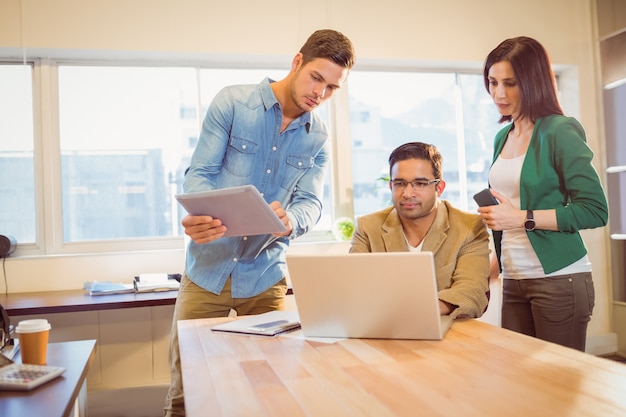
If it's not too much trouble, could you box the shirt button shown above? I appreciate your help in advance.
[242,236,248,240]
[266,169,271,174]
[233,257,238,262]
[242,145,247,150]
[272,146,277,151]
[297,161,303,167]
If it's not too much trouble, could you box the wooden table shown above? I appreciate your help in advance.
[0,339,96,417]
[178,317,626,417]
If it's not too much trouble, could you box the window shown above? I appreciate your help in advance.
[58,66,198,241]
[56,65,332,245]
[0,64,35,244]
[1,59,504,254]
[347,71,501,218]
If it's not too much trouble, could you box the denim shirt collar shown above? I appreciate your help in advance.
[261,77,311,133]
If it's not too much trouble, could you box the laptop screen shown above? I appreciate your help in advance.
[286,252,452,340]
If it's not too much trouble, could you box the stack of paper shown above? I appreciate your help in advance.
[133,273,180,293]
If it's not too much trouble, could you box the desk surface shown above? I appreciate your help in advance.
[0,339,96,417]
[0,289,177,316]
[178,317,626,417]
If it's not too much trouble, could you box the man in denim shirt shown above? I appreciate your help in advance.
[164,29,355,417]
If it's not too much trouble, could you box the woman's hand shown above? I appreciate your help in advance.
[477,189,525,231]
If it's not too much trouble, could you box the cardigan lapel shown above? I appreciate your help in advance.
[381,209,409,252]
[379,202,449,254]
[421,202,449,255]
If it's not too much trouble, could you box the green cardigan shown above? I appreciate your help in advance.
[491,115,608,274]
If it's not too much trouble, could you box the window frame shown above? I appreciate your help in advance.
[3,56,529,257]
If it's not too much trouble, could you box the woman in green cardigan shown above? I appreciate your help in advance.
[477,36,608,351]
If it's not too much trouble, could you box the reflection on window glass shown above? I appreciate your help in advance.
[0,64,35,243]
[348,71,500,217]
[457,73,502,209]
[312,103,332,231]
[59,66,198,241]
[58,66,333,242]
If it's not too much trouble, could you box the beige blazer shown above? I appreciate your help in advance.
[350,200,490,318]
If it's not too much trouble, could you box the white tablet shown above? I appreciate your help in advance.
[175,185,288,237]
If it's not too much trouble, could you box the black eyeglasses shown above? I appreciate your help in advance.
[391,178,441,190]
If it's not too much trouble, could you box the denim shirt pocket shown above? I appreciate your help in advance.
[224,136,259,177]
[280,154,315,190]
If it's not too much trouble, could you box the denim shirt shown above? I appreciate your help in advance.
[183,78,330,297]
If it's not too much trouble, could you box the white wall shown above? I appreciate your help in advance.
[0,0,614,351]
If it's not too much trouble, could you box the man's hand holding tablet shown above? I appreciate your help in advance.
[175,185,288,240]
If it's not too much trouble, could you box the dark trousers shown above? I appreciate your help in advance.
[502,272,595,352]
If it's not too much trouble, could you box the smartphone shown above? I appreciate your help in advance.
[473,188,499,207]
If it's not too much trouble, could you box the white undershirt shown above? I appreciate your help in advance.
[489,155,590,279]
[404,233,424,252]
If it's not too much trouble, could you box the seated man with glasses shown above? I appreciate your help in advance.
[350,142,490,318]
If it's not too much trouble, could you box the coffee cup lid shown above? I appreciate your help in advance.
[16,319,51,333]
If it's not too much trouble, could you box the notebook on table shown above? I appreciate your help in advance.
[211,310,301,336]
[286,251,453,340]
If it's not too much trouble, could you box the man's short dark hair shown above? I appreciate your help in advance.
[388,142,443,180]
[300,29,355,69]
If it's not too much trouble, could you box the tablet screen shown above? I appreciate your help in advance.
[175,185,288,237]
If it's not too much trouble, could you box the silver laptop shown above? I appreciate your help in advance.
[286,251,453,340]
